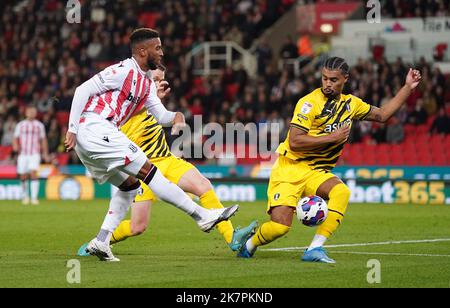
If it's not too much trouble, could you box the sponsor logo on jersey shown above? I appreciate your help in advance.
[297,114,309,121]
[128,144,138,153]
[126,92,141,104]
[300,102,313,114]
[324,118,352,133]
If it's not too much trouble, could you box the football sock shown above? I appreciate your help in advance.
[99,184,140,242]
[96,229,111,243]
[30,180,39,201]
[200,190,234,243]
[247,221,290,252]
[110,220,133,244]
[316,183,351,239]
[144,168,208,221]
[307,234,328,251]
[22,180,29,200]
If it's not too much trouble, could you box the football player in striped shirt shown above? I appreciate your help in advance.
[105,65,256,251]
[66,28,238,261]
[13,105,48,205]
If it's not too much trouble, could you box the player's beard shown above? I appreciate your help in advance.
[147,56,157,70]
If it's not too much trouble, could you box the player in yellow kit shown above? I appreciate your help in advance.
[78,65,256,256]
[237,57,422,262]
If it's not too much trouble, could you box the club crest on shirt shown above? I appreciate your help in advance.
[301,102,313,114]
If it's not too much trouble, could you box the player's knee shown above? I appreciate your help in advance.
[334,184,351,202]
[195,176,213,195]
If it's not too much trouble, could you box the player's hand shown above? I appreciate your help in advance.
[171,112,186,135]
[329,126,350,143]
[405,68,422,90]
[64,131,77,152]
[157,80,171,99]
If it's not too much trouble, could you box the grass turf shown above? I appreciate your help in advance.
[0,200,449,288]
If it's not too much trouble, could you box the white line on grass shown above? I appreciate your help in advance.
[328,251,450,258]
[260,238,450,252]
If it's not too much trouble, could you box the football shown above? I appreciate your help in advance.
[297,196,328,227]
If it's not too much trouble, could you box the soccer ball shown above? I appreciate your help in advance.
[297,196,328,227]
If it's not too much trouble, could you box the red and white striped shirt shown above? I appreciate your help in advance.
[14,119,46,155]
[69,57,173,134]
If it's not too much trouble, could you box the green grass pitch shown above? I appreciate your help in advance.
[0,200,449,288]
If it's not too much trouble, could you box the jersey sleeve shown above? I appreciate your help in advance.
[13,122,21,138]
[68,63,130,134]
[39,122,46,139]
[144,81,176,126]
[290,98,316,133]
[352,95,372,121]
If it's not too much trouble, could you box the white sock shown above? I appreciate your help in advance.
[246,237,256,253]
[307,234,327,251]
[30,180,39,201]
[22,180,29,199]
[99,187,139,241]
[146,169,208,221]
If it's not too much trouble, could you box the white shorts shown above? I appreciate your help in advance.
[17,154,41,174]
[75,113,147,186]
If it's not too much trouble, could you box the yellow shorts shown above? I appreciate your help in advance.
[266,155,336,213]
[135,155,195,203]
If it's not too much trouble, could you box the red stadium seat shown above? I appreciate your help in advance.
[0,146,12,160]
[56,111,70,126]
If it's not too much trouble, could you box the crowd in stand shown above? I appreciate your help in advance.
[0,0,448,164]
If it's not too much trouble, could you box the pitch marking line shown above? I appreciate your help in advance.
[260,238,450,252]
[328,251,450,258]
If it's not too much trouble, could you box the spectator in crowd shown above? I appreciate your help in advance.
[386,117,405,144]
[408,99,428,125]
[279,36,298,59]
[430,107,450,135]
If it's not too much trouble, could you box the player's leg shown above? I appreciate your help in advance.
[110,186,153,244]
[84,173,141,261]
[17,155,29,204]
[238,206,294,258]
[177,166,257,250]
[124,158,238,233]
[29,154,41,205]
[20,174,30,205]
[177,167,234,243]
[237,157,305,258]
[301,176,351,263]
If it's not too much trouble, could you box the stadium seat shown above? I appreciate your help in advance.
[0,146,12,160]
[56,111,70,126]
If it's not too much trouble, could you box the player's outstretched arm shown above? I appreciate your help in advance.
[289,125,350,152]
[365,68,421,123]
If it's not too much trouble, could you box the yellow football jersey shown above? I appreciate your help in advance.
[277,88,372,171]
[121,108,171,159]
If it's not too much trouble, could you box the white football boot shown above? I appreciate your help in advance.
[85,238,120,262]
[197,204,239,232]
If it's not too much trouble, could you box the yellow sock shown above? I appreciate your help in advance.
[200,190,234,243]
[251,221,290,248]
[110,220,133,244]
[316,183,351,238]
